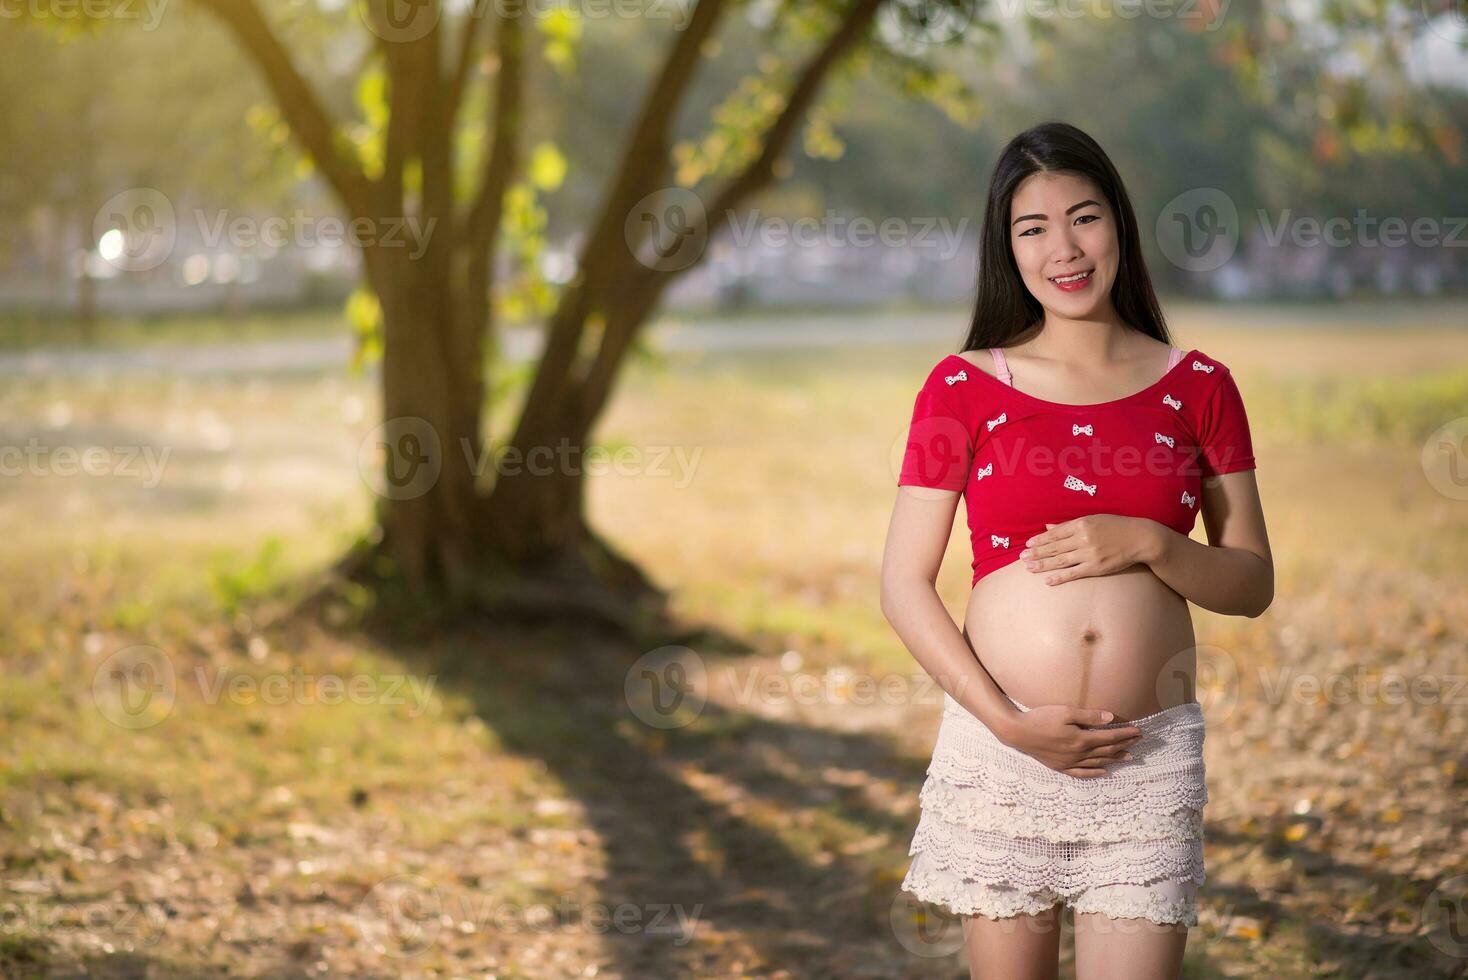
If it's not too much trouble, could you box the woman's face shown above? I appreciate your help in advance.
[1008,171,1118,319]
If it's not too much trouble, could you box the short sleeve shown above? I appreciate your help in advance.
[1196,368,1256,479]
[897,366,974,491]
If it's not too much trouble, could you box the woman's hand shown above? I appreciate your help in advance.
[1018,515,1166,585]
[996,704,1143,778]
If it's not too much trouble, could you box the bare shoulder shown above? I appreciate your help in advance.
[1126,334,1176,359]
[951,348,1003,379]
[1125,334,1182,374]
[952,334,1179,379]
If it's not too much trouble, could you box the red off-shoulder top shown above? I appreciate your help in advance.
[897,346,1257,587]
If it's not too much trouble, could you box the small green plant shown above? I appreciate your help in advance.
[206,536,287,618]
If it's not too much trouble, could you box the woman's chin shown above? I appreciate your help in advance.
[1042,295,1107,319]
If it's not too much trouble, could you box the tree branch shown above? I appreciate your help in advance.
[446,0,494,127]
[447,3,524,389]
[574,0,732,288]
[193,0,374,219]
[463,7,524,263]
[576,0,888,427]
[703,0,885,223]
[525,0,732,425]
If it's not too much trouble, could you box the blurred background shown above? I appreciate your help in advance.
[2,0,1467,976]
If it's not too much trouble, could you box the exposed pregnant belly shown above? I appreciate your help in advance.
[963,558,1198,721]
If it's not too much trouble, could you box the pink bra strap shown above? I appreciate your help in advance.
[1167,346,1184,369]
[989,347,1013,386]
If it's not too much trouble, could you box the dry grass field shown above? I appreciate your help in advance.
[2,299,1466,978]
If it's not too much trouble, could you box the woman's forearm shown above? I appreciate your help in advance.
[880,579,1034,740]
[1140,522,1273,617]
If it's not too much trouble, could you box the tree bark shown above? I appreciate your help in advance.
[365,244,487,597]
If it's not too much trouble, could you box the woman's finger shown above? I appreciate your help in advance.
[1062,766,1108,778]
[1078,728,1143,751]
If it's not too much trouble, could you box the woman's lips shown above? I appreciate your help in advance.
[1049,269,1094,292]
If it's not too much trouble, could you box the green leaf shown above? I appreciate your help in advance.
[345,287,383,374]
[353,66,389,180]
[539,7,583,72]
[527,142,568,192]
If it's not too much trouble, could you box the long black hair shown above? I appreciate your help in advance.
[959,121,1171,353]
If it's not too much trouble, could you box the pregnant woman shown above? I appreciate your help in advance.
[880,122,1273,980]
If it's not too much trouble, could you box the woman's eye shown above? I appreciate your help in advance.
[1017,215,1098,237]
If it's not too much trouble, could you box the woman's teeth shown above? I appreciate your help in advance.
[1049,269,1094,291]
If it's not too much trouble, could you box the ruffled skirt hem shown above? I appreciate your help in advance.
[900,851,1201,927]
[899,693,1208,928]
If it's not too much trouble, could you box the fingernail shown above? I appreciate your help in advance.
[1122,753,1133,760]
[1019,549,1030,558]
[1025,560,1036,569]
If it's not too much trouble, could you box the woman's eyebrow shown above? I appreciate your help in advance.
[1011,199,1102,226]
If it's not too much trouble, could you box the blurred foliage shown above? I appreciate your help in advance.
[1253,364,1468,445]
[1,0,1464,336]
[345,286,383,374]
[2,3,1461,248]
[206,535,287,619]
[352,67,391,183]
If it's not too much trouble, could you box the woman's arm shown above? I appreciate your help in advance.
[880,486,1029,739]
[1140,469,1274,617]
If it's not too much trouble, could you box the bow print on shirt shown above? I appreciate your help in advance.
[991,534,1009,548]
[1162,393,1183,410]
[1154,432,1175,448]
[974,461,992,481]
[986,412,1007,431]
[944,369,968,385]
[1192,360,1214,373]
[1063,474,1096,496]
[1072,423,1092,436]
[1181,490,1196,508]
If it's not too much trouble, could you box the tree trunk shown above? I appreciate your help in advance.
[197,0,883,628]
[366,245,487,597]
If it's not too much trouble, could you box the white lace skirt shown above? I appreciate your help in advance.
[900,691,1207,926]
